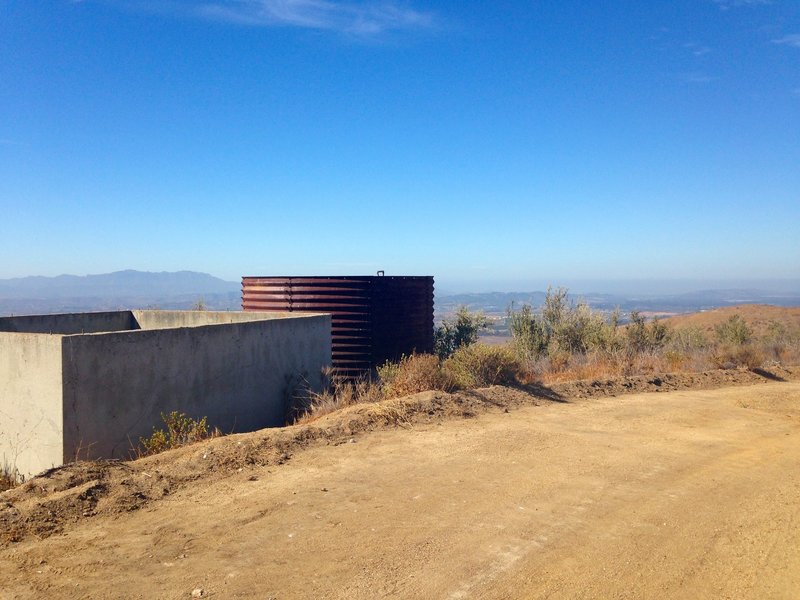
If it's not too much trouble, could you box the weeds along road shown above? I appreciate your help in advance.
[2,382,799,599]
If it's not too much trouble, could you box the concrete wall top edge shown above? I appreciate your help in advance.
[130,310,329,331]
[0,310,330,336]
[0,311,138,335]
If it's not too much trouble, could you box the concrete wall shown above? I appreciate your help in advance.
[0,311,139,335]
[131,310,295,330]
[0,311,331,478]
[0,333,63,479]
[60,313,331,461]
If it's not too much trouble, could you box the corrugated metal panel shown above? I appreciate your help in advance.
[242,276,434,378]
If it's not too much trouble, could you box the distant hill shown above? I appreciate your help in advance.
[0,270,241,315]
[662,304,800,338]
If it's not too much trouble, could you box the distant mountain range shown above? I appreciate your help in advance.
[1,270,798,318]
[0,270,241,316]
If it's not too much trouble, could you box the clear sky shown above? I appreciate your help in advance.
[1,0,799,291]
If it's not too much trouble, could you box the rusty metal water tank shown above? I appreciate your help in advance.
[241,275,434,378]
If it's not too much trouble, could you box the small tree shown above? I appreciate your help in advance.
[649,318,671,349]
[434,306,489,359]
[508,289,620,359]
[715,315,752,345]
[669,326,709,352]
[585,307,622,353]
[554,302,605,354]
[626,311,671,354]
[507,303,548,360]
[541,286,569,341]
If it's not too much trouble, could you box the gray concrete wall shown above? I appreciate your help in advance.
[131,310,295,330]
[60,313,331,460]
[0,333,63,480]
[0,311,138,335]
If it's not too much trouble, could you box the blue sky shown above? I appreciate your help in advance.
[1,0,798,291]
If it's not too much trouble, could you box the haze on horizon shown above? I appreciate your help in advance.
[2,269,799,299]
[1,1,798,286]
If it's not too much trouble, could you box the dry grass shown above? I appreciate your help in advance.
[532,341,791,386]
[365,400,413,428]
[532,350,664,385]
[504,300,800,386]
[709,344,766,370]
[761,341,800,365]
[294,375,384,425]
[380,354,456,398]
[297,354,460,424]
[295,333,799,422]
[1,462,22,493]
[293,304,800,424]
[523,307,800,385]
[296,348,524,424]
[537,354,620,385]
[0,473,17,494]
[443,344,522,388]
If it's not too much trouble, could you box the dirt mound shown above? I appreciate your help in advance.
[553,365,798,398]
[0,386,550,545]
[1,366,796,546]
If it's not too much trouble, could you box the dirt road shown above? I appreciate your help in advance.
[2,382,799,599]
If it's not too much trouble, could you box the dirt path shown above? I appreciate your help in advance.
[1,382,799,599]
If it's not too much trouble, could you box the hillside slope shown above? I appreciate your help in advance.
[663,303,800,337]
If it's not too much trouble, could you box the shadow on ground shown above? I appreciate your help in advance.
[751,368,787,382]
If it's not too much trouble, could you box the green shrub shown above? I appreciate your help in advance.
[554,302,621,354]
[443,344,522,388]
[584,307,623,353]
[294,374,384,424]
[626,311,671,354]
[758,320,800,363]
[541,286,569,340]
[764,320,790,343]
[434,306,489,358]
[669,326,710,352]
[625,311,649,353]
[507,303,548,360]
[138,411,219,456]
[507,289,620,359]
[715,315,752,345]
[378,354,456,398]
[762,320,800,352]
